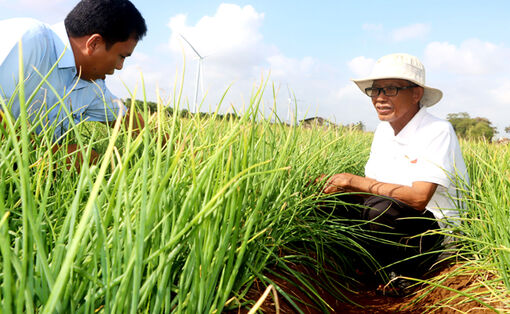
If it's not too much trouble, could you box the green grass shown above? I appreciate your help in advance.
[0,66,378,312]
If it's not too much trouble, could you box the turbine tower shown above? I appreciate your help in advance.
[287,84,300,125]
[180,34,206,113]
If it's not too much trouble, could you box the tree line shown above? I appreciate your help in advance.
[126,99,508,141]
[124,98,240,121]
[446,112,502,142]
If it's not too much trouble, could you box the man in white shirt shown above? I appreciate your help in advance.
[321,53,469,294]
[0,0,147,165]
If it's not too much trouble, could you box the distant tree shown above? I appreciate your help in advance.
[505,126,510,134]
[125,98,159,113]
[447,112,497,141]
[180,109,190,118]
[222,113,240,121]
[349,121,365,131]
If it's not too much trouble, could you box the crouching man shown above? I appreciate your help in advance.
[322,53,469,295]
[0,0,147,167]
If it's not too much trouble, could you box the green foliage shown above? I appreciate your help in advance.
[124,97,241,121]
[1,82,374,312]
[457,140,510,291]
[447,112,497,141]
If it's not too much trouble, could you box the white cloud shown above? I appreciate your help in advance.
[154,3,328,119]
[267,54,317,78]
[108,51,174,102]
[489,80,510,106]
[362,23,429,43]
[109,3,329,123]
[424,39,510,75]
[19,0,71,8]
[348,56,375,77]
[168,4,270,68]
[336,83,359,100]
[164,3,283,101]
[422,38,510,135]
[332,83,378,129]
[0,0,76,22]
[392,23,430,42]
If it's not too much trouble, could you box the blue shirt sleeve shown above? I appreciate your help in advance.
[78,80,125,123]
[0,19,52,115]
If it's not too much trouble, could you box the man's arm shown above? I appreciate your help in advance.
[110,107,171,146]
[322,173,437,211]
[51,143,99,171]
[111,108,145,135]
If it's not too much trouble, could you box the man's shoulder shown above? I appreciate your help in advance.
[1,18,55,52]
[1,18,50,37]
[0,18,53,65]
[419,109,454,134]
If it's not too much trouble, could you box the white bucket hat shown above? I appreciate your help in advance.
[351,53,443,107]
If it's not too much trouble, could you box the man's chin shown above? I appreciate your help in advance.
[377,114,389,121]
[377,114,392,122]
[90,74,106,80]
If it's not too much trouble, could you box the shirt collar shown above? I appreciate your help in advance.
[50,22,97,90]
[394,106,427,144]
[50,22,75,69]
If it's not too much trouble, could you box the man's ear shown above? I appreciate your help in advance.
[413,86,425,103]
[85,34,105,55]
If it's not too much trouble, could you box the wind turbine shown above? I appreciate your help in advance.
[286,84,300,125]
[180,34,206,113]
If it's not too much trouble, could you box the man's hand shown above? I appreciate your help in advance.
[322,173,353,194]
[311,173,352,193]
[51,143,99,171]
[112,107,171,147]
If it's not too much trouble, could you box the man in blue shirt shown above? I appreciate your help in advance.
[0,0,147,162]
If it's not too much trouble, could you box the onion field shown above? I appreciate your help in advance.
[1,77,509,312]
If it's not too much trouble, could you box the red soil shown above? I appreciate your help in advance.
[226,264,508,313]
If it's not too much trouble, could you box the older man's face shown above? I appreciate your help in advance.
[371,79,423,134]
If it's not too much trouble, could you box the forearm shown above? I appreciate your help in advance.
[352,175,434,210]
[115,110,170,146]
[324,173,437,211]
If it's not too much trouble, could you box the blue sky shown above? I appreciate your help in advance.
[1,0,510,135]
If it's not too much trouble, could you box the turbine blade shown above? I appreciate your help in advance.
[180,34,203,59]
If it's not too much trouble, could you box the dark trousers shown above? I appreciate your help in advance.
[330,194,444,277]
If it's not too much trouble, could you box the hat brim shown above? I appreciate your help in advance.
[351,76,443,107]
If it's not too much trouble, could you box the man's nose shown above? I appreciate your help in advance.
[116,59,125,70]
[375,92,389,101]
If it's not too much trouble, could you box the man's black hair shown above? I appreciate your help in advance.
[65,0,147,49]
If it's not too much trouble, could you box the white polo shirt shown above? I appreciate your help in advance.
[365,107,469,227]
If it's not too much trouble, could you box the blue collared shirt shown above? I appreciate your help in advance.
[0,18,124,141]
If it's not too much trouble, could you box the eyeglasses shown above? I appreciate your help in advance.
[364,85,418,97]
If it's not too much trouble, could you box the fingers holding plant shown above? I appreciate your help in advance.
[322,173,352,194]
